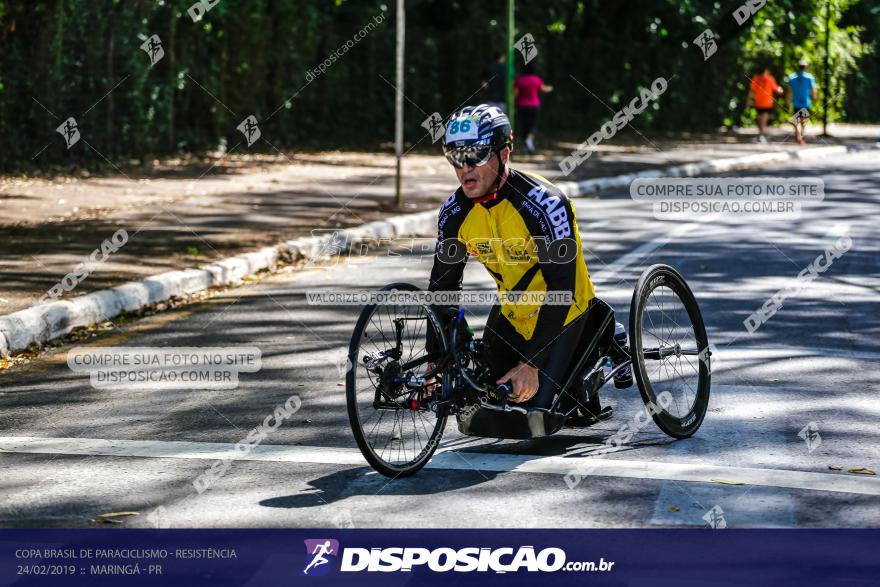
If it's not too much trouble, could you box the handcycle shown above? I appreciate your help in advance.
[346,264,711,478]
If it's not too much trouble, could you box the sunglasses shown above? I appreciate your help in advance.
[443,144,495,169]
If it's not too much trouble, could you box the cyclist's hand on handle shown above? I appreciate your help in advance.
[497,361,539,403]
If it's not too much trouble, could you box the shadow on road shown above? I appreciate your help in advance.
[259,465,503,510]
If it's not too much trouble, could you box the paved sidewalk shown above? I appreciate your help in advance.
[1,128,877,315]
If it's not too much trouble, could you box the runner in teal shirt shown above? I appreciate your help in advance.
[786,60,819,144]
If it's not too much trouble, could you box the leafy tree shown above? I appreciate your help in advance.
[0,0,874,172]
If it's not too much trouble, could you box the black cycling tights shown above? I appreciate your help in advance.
[481,305,587,410]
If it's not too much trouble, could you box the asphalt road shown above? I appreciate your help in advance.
[1,150,878,529]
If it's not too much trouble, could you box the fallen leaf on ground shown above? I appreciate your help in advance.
[668,506,679,512]
[847,468,876,476]
[710,479,746,485]
[97,511,140,518]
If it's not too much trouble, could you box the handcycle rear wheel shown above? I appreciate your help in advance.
[629,264,710,438]
[346,283,449,478]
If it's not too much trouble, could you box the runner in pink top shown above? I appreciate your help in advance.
[514,74,543,108]
[513,64,553,154]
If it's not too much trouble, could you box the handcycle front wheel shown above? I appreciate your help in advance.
[346,283,449,478]
[629,264,711,439]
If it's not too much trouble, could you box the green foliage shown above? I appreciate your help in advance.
[0,0,875,172]
[737,0,869,125]
[842,0,880,121]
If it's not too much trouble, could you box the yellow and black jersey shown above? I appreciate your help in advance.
[428,168,596,368]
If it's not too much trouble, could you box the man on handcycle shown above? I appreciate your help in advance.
[425,104,629,422]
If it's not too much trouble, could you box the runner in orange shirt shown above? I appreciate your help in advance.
[747,64,783,144]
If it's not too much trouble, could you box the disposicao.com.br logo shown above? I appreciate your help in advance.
[301,539,615,575]
[302,539,339,576]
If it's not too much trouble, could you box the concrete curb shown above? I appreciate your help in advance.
[1,142,877,357]
[0,210,436,358]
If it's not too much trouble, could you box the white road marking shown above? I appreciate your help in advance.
[590,221,706,285]
[583,220,610,231]
[2,435,879,496]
